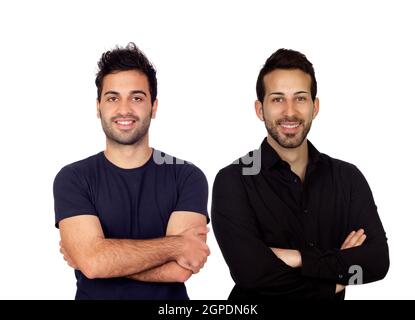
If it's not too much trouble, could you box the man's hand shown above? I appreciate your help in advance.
[271,248,302,268]
[175,226,210,274]
[59,241,78,269]
[340,229,366,250]
[335,228,367,293]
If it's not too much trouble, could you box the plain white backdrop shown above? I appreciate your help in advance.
[0,0,414,299]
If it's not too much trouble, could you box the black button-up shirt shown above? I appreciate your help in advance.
[212,138,389,300]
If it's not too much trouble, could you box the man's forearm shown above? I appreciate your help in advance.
[84,236,182,279]
[271,247,345,294]
[127,261,192,283]
[270,248,302,268]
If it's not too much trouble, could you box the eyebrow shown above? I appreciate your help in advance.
[294,91,309,95]
[130,90,147,96]
[103,90,147,96]
[269,91,309,96]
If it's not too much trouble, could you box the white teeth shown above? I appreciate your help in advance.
[281,123,300,129]
[116,121,133,125]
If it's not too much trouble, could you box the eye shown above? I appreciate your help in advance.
[272,97,284,103]
[132,96,143,102]
[296,96,307,102]
[107,96,118,102]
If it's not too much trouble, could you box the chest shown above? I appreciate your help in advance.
[243,171,351,250]
[91,170,178,239]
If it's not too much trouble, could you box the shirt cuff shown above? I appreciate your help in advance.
[300,247,348,285]
[300,246,322,278]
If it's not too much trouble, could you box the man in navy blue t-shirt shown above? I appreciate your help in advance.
[53,43,210,300]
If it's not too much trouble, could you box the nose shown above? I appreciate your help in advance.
[283,100,296,117]
[117,99,133,115]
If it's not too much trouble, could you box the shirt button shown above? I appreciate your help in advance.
[293,178,299,183]
[309,242,315,247]
[338,274,343,279]
[303,209,308,214]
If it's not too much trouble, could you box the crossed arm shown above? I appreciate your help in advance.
[212,166,389,299]
[59,211,209,282]
[271,229,367,293]
[127,212,208,282]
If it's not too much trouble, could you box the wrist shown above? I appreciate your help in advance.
[168,235,184,261]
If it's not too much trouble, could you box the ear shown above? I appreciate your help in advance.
[255,100,264,121]
[151,99,158,119]
[312,97,320,119]
[96,99,101,119]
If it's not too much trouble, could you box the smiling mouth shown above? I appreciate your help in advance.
[280,122,300,129]
[115,120,136,125]
[113,119,137,130]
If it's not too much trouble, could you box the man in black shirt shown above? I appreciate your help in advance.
[211,49,389,300]
[53,43,210,299]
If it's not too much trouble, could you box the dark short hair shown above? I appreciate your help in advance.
[256,48,317,103]
[95,42,157,104]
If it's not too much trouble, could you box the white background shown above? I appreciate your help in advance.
[0,0,413,299]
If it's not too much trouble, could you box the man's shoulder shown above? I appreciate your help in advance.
[152,149,207,181]
[216,162,244,178]
[152,149,194,168]
[55,152,102,179]
[320,152,360,174]
[318,153,370,189]
[214,149,259,184]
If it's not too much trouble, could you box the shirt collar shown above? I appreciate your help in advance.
[260,137,322,170]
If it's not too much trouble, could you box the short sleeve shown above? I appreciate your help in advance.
[174,163,209,223]
[53,165,97,228]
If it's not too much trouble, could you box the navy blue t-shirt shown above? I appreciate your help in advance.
[53,149,209,300]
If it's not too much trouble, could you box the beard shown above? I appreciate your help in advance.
[100,110,152,146]
[264,113,312,149]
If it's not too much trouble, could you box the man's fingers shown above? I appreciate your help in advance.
[188,263,200,274]
[341,231,356,249]
[344,231,356,243]
[63,254,77,269]
[194,226,209,235]
[59,243,77,269]
[181,226,209,236]
[341,229,365,249]
[178,259,205,274]
[177,260,192,271]
[349,229,365,246]
[354,234,367,246]
[60,246,75,266]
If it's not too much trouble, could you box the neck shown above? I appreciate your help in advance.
[104,134,152,169]
[266,135,309,181]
